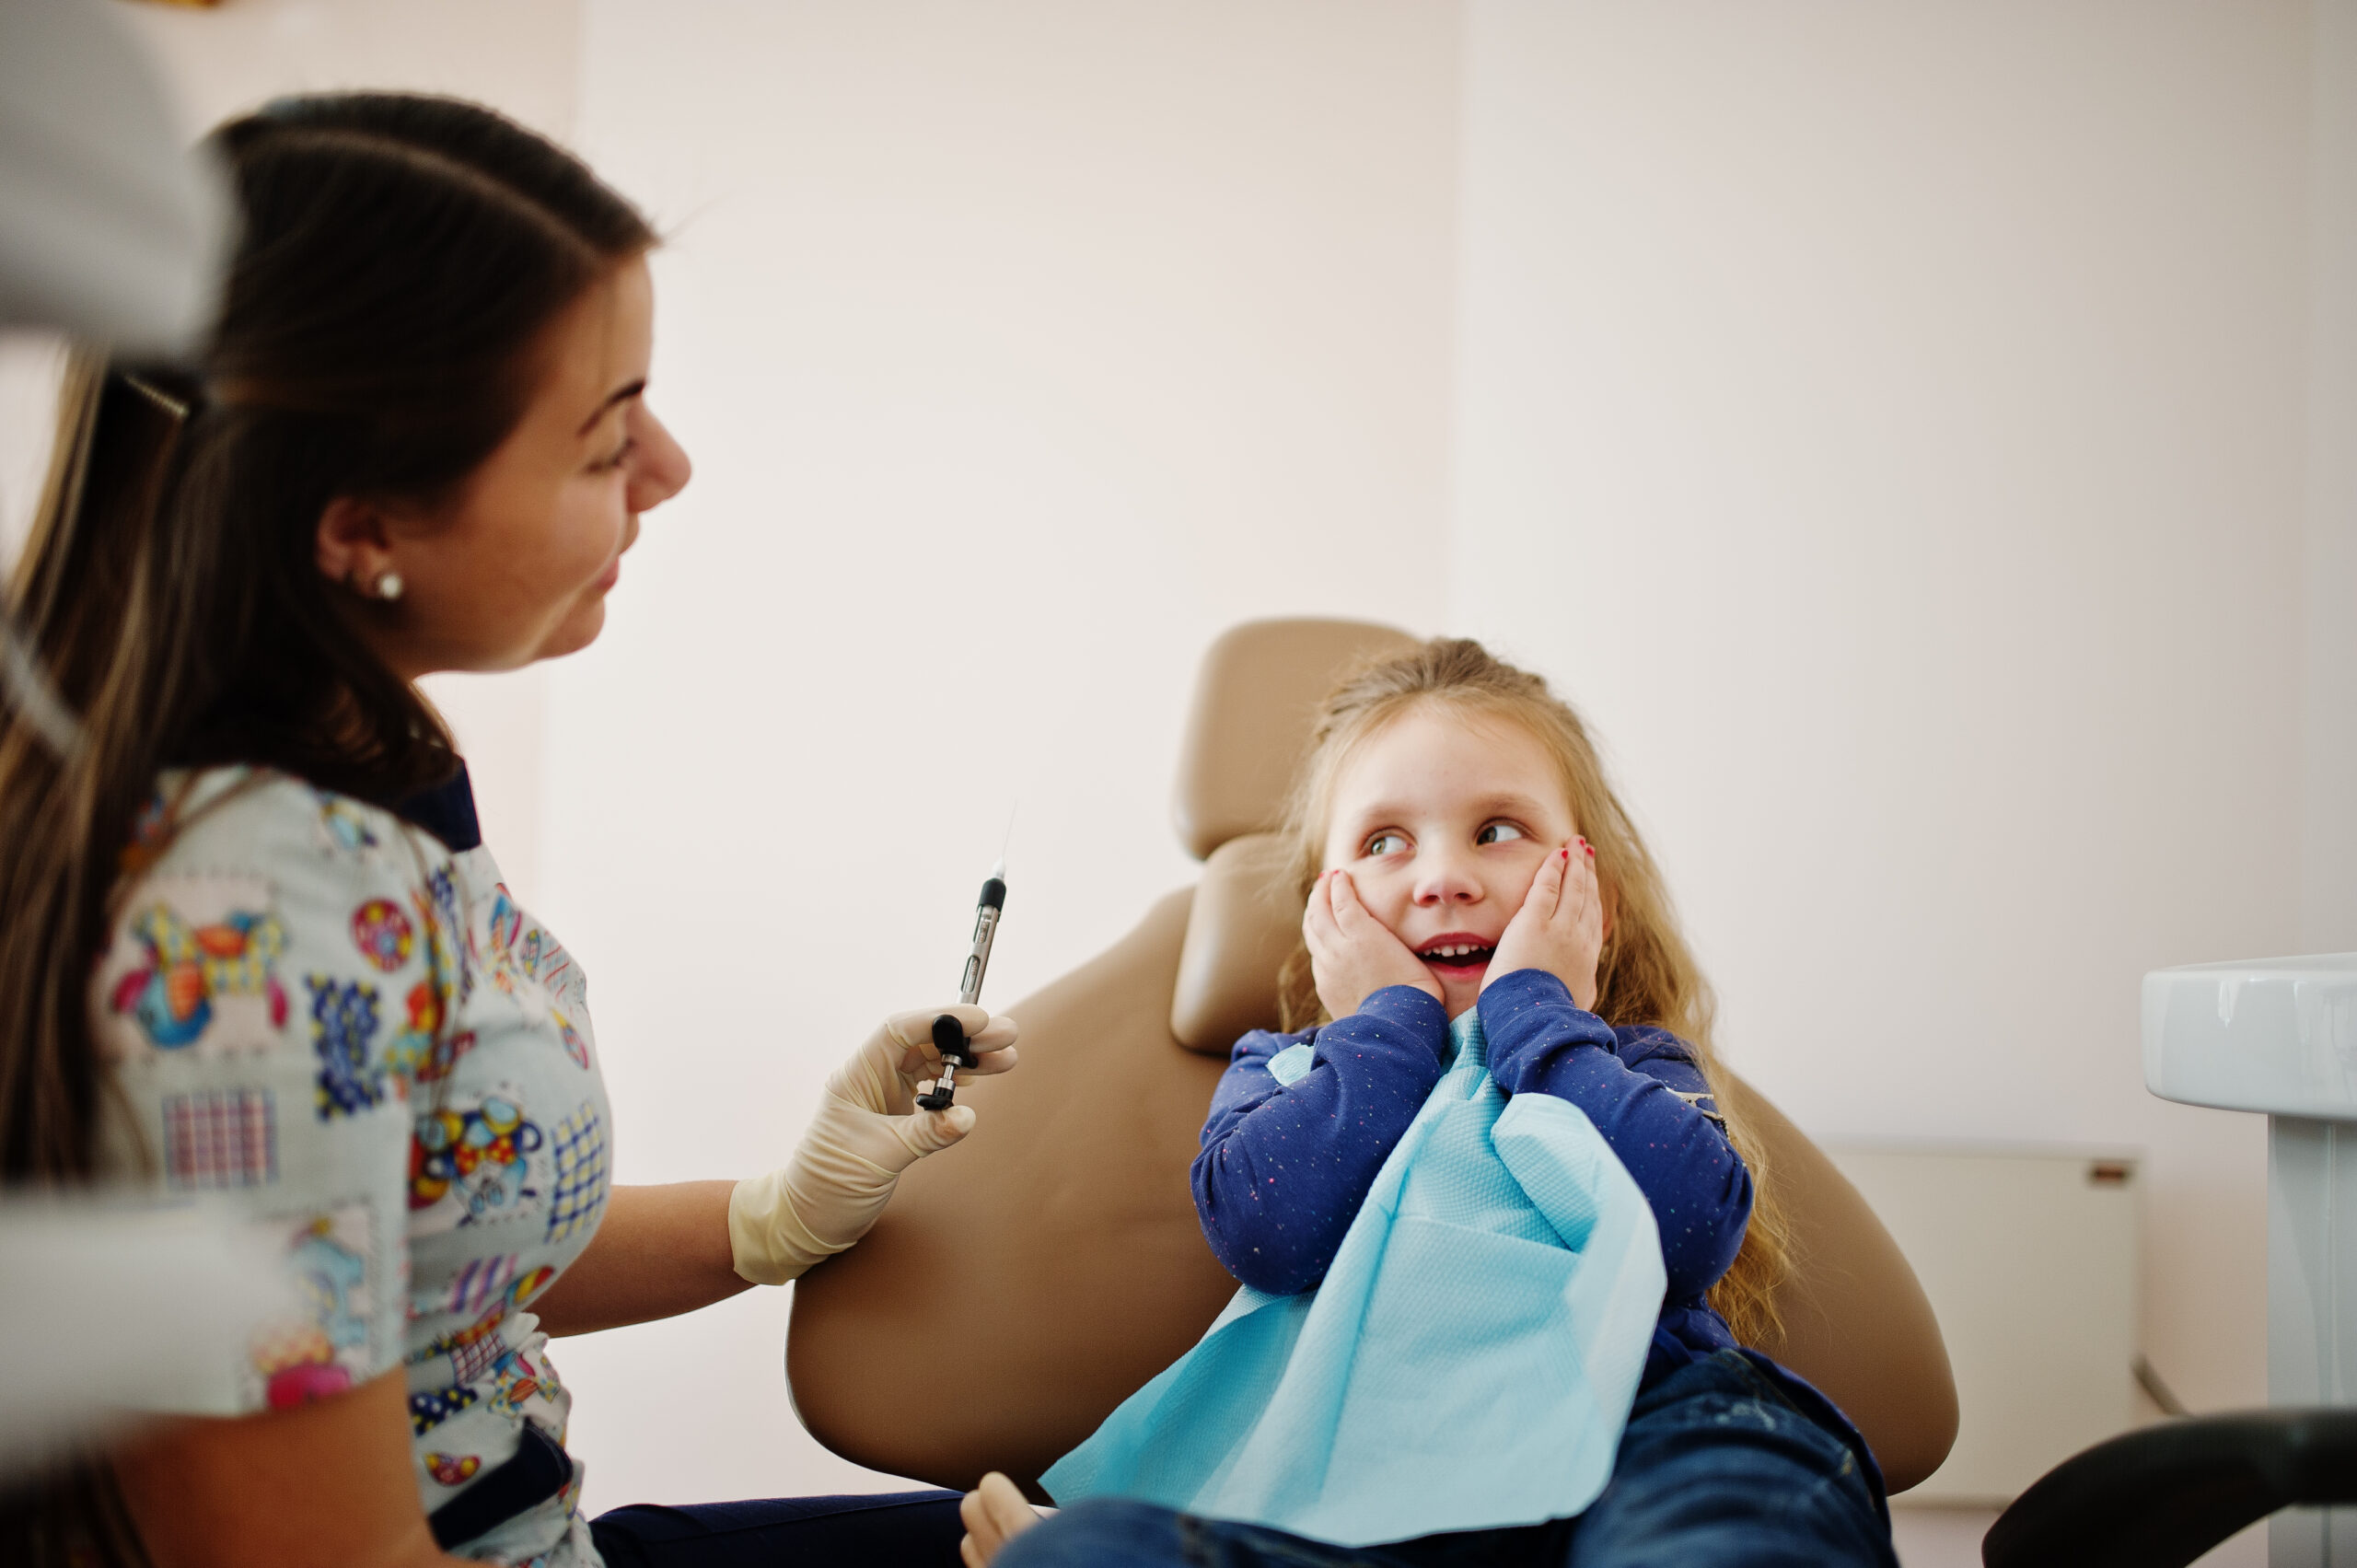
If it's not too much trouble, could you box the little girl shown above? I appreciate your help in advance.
[969,638,1898,1568]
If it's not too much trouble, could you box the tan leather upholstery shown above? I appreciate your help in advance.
[1170,832,1298,1053]
[1171,619,1420,860]
[787,619,1958,1499]
[1728,1080,1960,1493]
[789,889,1238,1493]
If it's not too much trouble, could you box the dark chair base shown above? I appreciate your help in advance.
[1983,1409,2357,1568]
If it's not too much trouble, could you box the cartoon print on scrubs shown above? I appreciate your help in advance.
[542,1104,609,1245]
[483,885,594,1072]
[352,897,415,971]
[98,877,290,1057]
[407,1345,554,1436]
[426,1453,482,1487]
[308,975,389,1118]
[411,1088,548,1232]
[410,1382,480,1435]
[421,866,473,1007]
[119,787,177,877]
[89,771,613,1568]
[247,1203,374,1410]
[431,1257,557,1333]
[380,980,466,1084]
[162,1086,279,1189]
[314,789,384,860]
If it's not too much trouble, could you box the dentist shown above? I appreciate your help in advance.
[0,95,1007,1568]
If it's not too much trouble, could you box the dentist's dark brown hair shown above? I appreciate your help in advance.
[0,94,652,1566]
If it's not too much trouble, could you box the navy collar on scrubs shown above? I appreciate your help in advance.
[392,761,483,853]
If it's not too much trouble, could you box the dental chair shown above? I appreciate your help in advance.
[787,618,1962,1500]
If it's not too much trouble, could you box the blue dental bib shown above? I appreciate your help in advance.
[1043,1008,1666,1546]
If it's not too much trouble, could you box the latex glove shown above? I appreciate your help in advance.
[728,1005,1018,1285]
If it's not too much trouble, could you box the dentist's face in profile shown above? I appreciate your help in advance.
[322,254,694,678]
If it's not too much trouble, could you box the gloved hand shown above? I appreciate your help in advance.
[727,1005,1019,1285]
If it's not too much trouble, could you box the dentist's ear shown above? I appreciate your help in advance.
[314,494,401,597]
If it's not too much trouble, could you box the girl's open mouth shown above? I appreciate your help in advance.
[1416,936,1496,975]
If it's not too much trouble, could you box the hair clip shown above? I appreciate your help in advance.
[118,373,191,423]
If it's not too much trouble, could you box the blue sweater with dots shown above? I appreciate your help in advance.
[1191,968,1752,1389]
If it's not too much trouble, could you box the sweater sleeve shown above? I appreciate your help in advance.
[1476,968,1752,1302]
[1191,984,1451,1295]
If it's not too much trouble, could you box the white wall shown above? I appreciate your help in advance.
[2307,0,2357,956]
[1449,0,2326,1454]
[545,0,1462,1508]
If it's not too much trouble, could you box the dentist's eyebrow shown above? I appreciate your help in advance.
[576,377,646,436]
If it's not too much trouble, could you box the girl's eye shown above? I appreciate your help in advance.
[1364,831,1411,858]
[589,437,634,474]
[1475,821,1528,846]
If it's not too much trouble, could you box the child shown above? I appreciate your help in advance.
[968,638,1898,1568]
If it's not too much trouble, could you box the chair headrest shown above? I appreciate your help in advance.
[1171,833,1302,1052]
[1168,617,1417,1051]
[1170,618,1420,861]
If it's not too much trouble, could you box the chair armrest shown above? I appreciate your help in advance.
[1982,1409,2357,1568]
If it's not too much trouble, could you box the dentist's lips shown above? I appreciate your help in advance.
[1416,933,1498,975]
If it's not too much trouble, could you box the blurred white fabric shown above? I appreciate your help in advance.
[0,1202,290,1473]
[0,0,225,351]
[0,0,262,1485]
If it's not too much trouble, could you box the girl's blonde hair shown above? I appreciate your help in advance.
[1271,637,1792,1346]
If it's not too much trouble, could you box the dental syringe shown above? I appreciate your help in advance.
[916,859,1006,1112]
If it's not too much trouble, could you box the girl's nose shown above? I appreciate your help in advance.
[1412,848,1483,907]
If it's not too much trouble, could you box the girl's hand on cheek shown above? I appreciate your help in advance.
[1303,869,1442,1021]
[1486,841,1606,1011]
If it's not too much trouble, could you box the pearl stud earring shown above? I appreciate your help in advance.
[374,571,404,602]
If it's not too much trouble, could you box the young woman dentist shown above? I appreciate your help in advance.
[0,95,1013,1568]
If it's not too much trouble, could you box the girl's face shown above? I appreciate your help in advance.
[319,255,693,679]
[1320,703,1580,1018]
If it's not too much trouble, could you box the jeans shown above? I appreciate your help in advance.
[588,1490,967,1567]
[997,1351,1899,1568]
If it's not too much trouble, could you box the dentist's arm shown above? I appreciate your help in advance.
[535,1005,1016,1336]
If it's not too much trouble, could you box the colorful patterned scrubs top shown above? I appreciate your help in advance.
[90,765,612,1566]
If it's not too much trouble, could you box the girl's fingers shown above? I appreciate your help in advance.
[1527,844,1568,919]
[1557,843,1591,923]
[1327,868,1367,929]
[958,1473,1041,1567]
[1302,871,1340,948]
